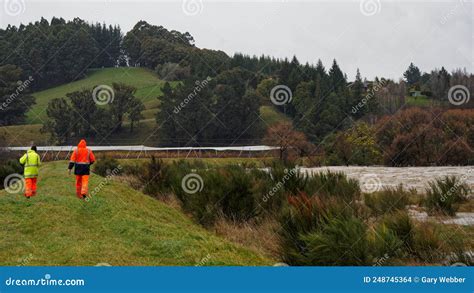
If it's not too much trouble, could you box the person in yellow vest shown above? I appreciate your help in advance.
[19,146,41,198]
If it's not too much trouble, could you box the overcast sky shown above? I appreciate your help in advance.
[0,0,472,80]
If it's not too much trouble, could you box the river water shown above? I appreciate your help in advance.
[300,166,474,193]
[301,166,474,226]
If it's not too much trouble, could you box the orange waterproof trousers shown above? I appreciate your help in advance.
[24,178,37,197]
[75,175,89,198]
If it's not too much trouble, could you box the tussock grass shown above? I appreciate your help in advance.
[364,185,411,216]
[425,176,470,216]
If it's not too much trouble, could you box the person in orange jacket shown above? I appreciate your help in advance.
[68,139,96,200]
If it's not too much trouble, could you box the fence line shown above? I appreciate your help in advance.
[3,145,280,161]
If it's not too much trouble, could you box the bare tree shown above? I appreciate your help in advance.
[263,122,313,162]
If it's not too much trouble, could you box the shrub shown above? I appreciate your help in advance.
[305,171,360,201]
[270,163,360,202]
[0,159,23,189]
[376,108,474,166]
[121,162,144,176]
[139,156,173,197]
[175,165,265,226]
[368,223,404,264]
[166,159,199,200]
[323,122,383,166]
[176,169,225,226]
[412,222,444,262]
[269,161,307,195]
[93,156,121,177]
[252,168,279,211]
[281,194,410,266]
[279,192,357,265]
[300,217,371,265]
[382,210,414,251]
[409,222,472,264]
[220,165,259,222]
[279,193,327,264]
[364,185,410,216]
[425,176,470,216]
[441,228,474,266]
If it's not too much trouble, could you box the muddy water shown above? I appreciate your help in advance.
[300,166,474,226]
[300,166,474,193]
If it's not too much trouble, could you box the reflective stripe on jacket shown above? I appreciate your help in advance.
[19,150,40,178]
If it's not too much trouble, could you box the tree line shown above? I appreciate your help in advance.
[0,17,123,90]
[0,17,472,166]
[43,83,143,143]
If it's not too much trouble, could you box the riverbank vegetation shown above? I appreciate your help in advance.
[100,156,473,265]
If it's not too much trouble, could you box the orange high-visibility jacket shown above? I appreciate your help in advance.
[68,139,96,175]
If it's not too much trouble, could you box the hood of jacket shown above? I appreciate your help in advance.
[78,139,87,148]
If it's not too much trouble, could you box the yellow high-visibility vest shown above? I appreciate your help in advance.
[19,150,40,178]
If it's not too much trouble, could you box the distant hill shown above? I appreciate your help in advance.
[26,67,175,124]
[0,67,285,146]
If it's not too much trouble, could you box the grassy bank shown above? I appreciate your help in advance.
[0,161,272,266]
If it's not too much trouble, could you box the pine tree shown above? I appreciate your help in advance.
[403,62,421,88]
[328,59,346,92]
[351,68,365,119]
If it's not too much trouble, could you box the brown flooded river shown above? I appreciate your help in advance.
[300,166,474,225]
[300,166,474,193]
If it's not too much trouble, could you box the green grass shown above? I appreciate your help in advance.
[27,67,177,124]
[0,124,46,145]
[1,67,171,145]
[406,95,433,107]
[0,161,271,266]
[1,68,285,145]
[260,106,290,126]
[119,157,274,168]
[0,119,159,146]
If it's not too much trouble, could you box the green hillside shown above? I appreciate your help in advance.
[0,67,285,145]
[27,67,176,124]
[0,161,271,266]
